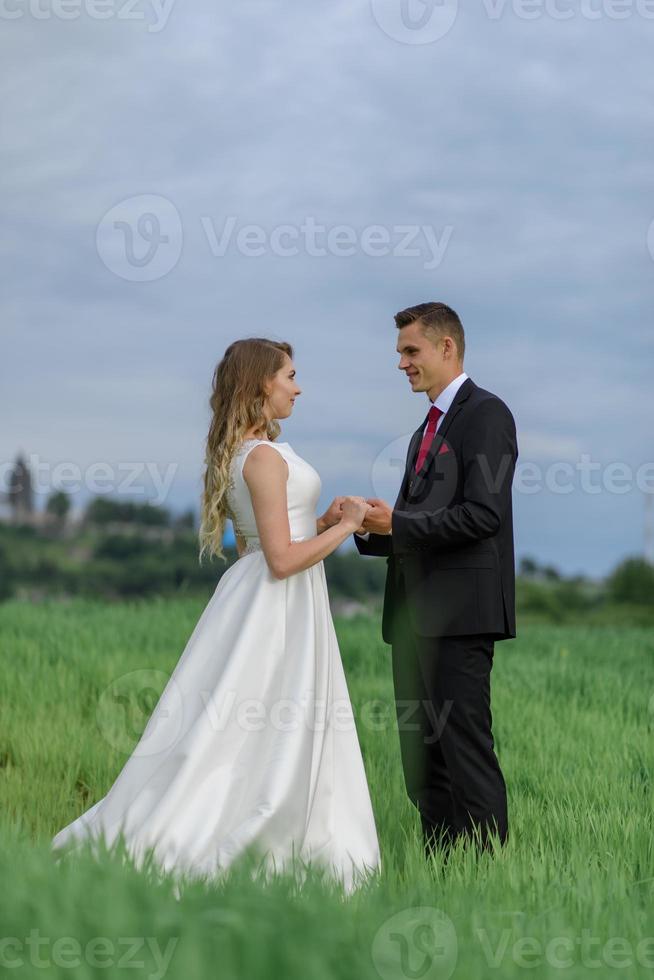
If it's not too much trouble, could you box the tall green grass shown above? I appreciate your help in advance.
[1,597,653,978]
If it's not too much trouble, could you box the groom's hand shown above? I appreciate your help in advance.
[361,498,393,535]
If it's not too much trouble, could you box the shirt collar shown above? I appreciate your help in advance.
[430,371,468,415]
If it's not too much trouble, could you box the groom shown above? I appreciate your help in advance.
[354,301,517,858]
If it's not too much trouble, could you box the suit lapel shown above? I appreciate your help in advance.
[409,377,475,497]
[394,419,427,507]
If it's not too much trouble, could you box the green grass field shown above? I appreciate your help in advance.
[1,596,653,979]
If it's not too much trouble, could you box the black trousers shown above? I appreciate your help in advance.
[390,572,508,855]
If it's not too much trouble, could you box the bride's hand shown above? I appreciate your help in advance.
[320,496,346,530]
[340,496,371,531]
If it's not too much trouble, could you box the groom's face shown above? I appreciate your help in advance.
[396,321,452,398]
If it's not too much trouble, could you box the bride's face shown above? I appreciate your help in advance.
[263,355,302,420]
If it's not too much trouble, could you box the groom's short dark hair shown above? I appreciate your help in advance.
[395,302,465,361]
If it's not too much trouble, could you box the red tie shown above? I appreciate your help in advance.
[415,405,443,472]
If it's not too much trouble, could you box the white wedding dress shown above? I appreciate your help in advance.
[51,438,381,893]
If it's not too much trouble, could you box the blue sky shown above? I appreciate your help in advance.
[2,0,653,577]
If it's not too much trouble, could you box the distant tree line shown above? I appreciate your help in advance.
[0,496,653,621]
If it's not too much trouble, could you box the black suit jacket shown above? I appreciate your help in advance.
[354,377,518,643]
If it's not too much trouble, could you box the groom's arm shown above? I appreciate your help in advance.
[353,530,392,558]
[392,399,517,552]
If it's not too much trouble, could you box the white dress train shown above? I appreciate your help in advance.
[51,438,381,893]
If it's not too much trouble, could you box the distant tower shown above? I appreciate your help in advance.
[8,453,34,524]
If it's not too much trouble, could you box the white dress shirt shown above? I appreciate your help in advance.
[357,371,469,540]
[422,370,468,435]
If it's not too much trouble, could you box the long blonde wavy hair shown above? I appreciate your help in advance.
[198,337,293,564]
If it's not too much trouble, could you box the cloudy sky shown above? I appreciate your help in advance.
[2,0,653,577]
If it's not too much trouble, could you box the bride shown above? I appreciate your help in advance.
[51,337,381,893]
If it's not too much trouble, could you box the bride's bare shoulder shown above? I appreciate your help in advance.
[242,442,289,483]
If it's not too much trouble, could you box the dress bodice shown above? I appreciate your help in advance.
[226,439,322,552]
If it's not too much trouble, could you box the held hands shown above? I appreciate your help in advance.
[321,496,393,535]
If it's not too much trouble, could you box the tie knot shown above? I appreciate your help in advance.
[428,405,443,425]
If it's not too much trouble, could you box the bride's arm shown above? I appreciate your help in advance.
[243,445,361,579]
